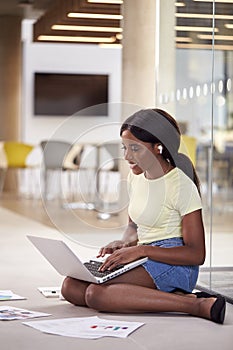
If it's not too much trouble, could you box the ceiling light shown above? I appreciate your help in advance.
[198,34,233,41]
[88,0,123,3]
[116,33,123,40]
[37,35,116,43]
[194,0,233,3]
[68,13,123,20]
[52,25,123,33]
[175,2,185,6]
[176,13,233,20]
[176,37,193,42]
[176,43,233,50]
[175,26,218,32]
[225,24,233,29]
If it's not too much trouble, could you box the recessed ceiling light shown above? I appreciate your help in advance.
[116,33,123,40]
[175,26,218,32]
[194,0,233,3]
[175,2,185,6]
[176,13,233,20]
[88,0,123,3]
[225,23,233,29]
[68,13,123,20]
[176,37,193,42]
[198,34,233,41]
[37,35,116,43]
[51,25,123,33]
[176,43,233,50]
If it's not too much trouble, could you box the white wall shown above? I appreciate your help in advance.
[21,20,122,145]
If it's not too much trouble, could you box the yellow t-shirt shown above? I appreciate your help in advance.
[127,167,202,244]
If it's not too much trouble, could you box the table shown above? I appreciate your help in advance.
[63,142,120,218]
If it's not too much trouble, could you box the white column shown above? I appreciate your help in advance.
[157,0,176,115]
[122,0,157,108]
[119,0,157,225]
[0,16,22,141]
[0,16,22,191]
[119,0,176,224]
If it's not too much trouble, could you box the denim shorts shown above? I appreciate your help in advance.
[141,237,199,293]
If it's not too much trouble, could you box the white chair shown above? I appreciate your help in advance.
[40,140,83,200]
[96,142,120,219]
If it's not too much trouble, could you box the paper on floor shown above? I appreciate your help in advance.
[0,306,51,321]
[0,290,26,301]
[23,316,144,339]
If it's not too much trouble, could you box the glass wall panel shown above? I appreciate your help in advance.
[157,0,233,302]
[208,48,233,301]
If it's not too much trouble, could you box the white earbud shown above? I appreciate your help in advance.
[158,145,163,154]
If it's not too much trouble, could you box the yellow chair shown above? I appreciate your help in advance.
[0,141,35,195]
[3,141,34,168]
[0,141,7,192]
[179,135,197,166]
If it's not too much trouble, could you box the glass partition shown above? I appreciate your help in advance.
[157,0,233,302]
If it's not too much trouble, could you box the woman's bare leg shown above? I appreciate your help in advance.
[61,277,90,306]
[61,266,223,322]
[85,283,218,321]
[61,266,155,306]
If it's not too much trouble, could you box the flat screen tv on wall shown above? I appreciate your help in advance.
[34,73,109,116]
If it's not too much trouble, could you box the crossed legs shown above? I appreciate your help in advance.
[61,266,154,306]
[61,266,223,322]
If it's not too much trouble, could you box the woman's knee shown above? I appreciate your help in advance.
[85,284,103,310]
[61,276,73,299]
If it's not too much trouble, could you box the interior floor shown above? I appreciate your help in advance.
[0,191,233,349]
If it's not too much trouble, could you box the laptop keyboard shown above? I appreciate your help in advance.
[84,260,124,278]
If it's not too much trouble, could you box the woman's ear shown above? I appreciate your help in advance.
[157,144,163,154]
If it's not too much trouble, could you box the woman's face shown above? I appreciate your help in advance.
[121,129,160,175]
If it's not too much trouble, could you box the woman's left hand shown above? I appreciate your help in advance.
[99,246,142,272]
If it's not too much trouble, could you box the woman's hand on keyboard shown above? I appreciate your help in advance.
[97,240,129,258]
[98,246,143,272]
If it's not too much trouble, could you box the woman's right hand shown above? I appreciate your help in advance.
[97,240,128,257]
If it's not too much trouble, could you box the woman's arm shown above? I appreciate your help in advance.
[99,209,205,270]
[122,217,138,246]
[97,217,138,257]
[140,209,205,266]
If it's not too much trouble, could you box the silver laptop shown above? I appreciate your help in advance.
[27,235,148,284]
